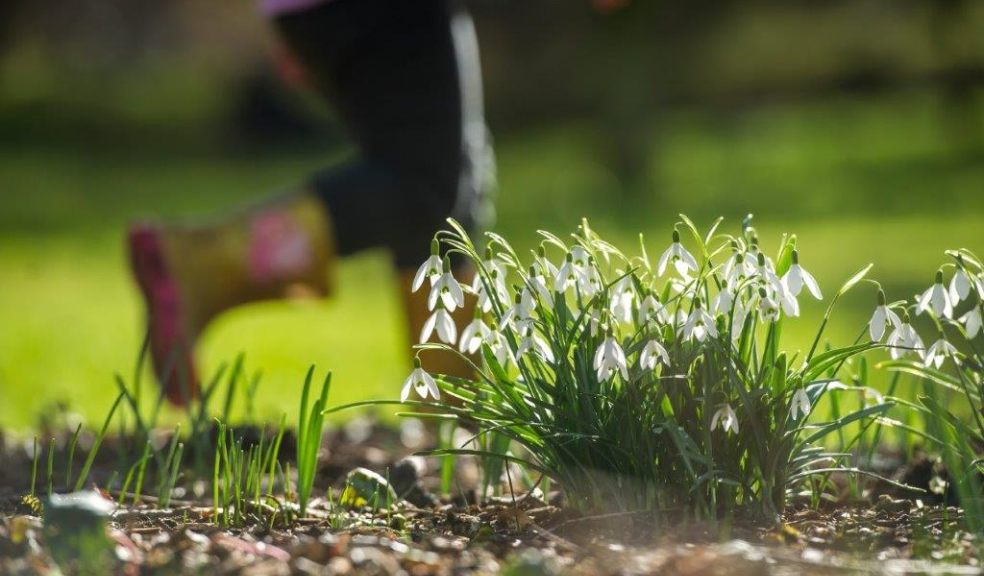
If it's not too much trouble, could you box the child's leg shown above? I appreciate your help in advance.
[274,0,493,266]
[276,0,494,377]
[129,0,493,403]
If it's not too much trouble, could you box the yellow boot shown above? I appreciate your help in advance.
[128,192,334,405]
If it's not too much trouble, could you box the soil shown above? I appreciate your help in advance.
[0,420,980,575]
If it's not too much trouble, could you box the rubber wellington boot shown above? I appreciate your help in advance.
[398,267,476,380]
[128,193,334,405]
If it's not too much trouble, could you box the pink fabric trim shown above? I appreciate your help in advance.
[259,0,332,17]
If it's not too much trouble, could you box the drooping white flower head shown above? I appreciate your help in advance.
[420,301,457,345]
[570,245,591,269]
[924,334,958,368]
[758,288,781,323]
[782,250,823,300]
[639,339,669,371]
[486,323,514,367]
[886,314,924,360]
[777,284,800,318]
[917,270,953,319]
[593,332,629,382]
[869,290,902,342]
[681,298,718,342]
[754,251,782,293]
[527,265,555,308]
[609,274,636,324]
[554,253,580,293]
[961,305,982,339]
[721,240,746,279]
[639,294,670,326]
[730,298,751,341]
[710,288,734,317]
[401,358,440,402]
[656,229,698,278]
[790,388,811,421]
[428,257,465,312]
[474,269,509,313]
[949,257,972,304]
[412,239,444,293]
[711,404,739,434]
[726,253,752,291]
[459,313,492,354]
[502,291,534,330]
[478,246,510,285]
[517,333,555,364]
[577,258,603,298]
[533,244,560,281]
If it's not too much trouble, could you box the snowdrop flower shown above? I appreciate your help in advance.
[428,258,465,312]
[754,252,783,294]
[949,258,972,304]
[758,288,781,322]
[411,239,443,292]
[533,244,559,280]
[517,333,554,364]
[657,229,698,278]
[917,270,953,318]
[502,292,534,329]
[459,313,492,354]
[401,358,439,402]
[710,288,734,316]
[554,253,580,292]
[789,388,811,421]
[639,339,669,371]
[869,290,902,342]
[639,294,670,325]
[527,266,554,307]
[721,240,744,278]
[730,298,750,341]
[577,258,603,298]
[924,334,958,368]
[420,301,458,345]
[610,275,636,324]
[777,284,800,318]
[474,269,508,313]
[681,298,718,342]
[586,306,603,337]
[711,404,739,434]
[570,245,592,269]
[726,253,752,290]
[961,305,982,339]
[479,246,510,283]
[886,314,924,360]
[593,331,629,382]
[782,250,822,300]
[487,323,514,367]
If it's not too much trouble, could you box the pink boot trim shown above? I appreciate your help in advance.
[128,225,199,405]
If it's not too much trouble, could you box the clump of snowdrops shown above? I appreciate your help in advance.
[400,216,893,518]
[876,249,984,529]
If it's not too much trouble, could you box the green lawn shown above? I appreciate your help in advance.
[1,90,982,430]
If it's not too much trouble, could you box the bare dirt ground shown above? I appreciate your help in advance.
[0,421,979,575]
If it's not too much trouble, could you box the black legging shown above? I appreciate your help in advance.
[274,0,493,268]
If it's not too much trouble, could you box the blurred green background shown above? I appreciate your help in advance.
[1,0,982,430]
